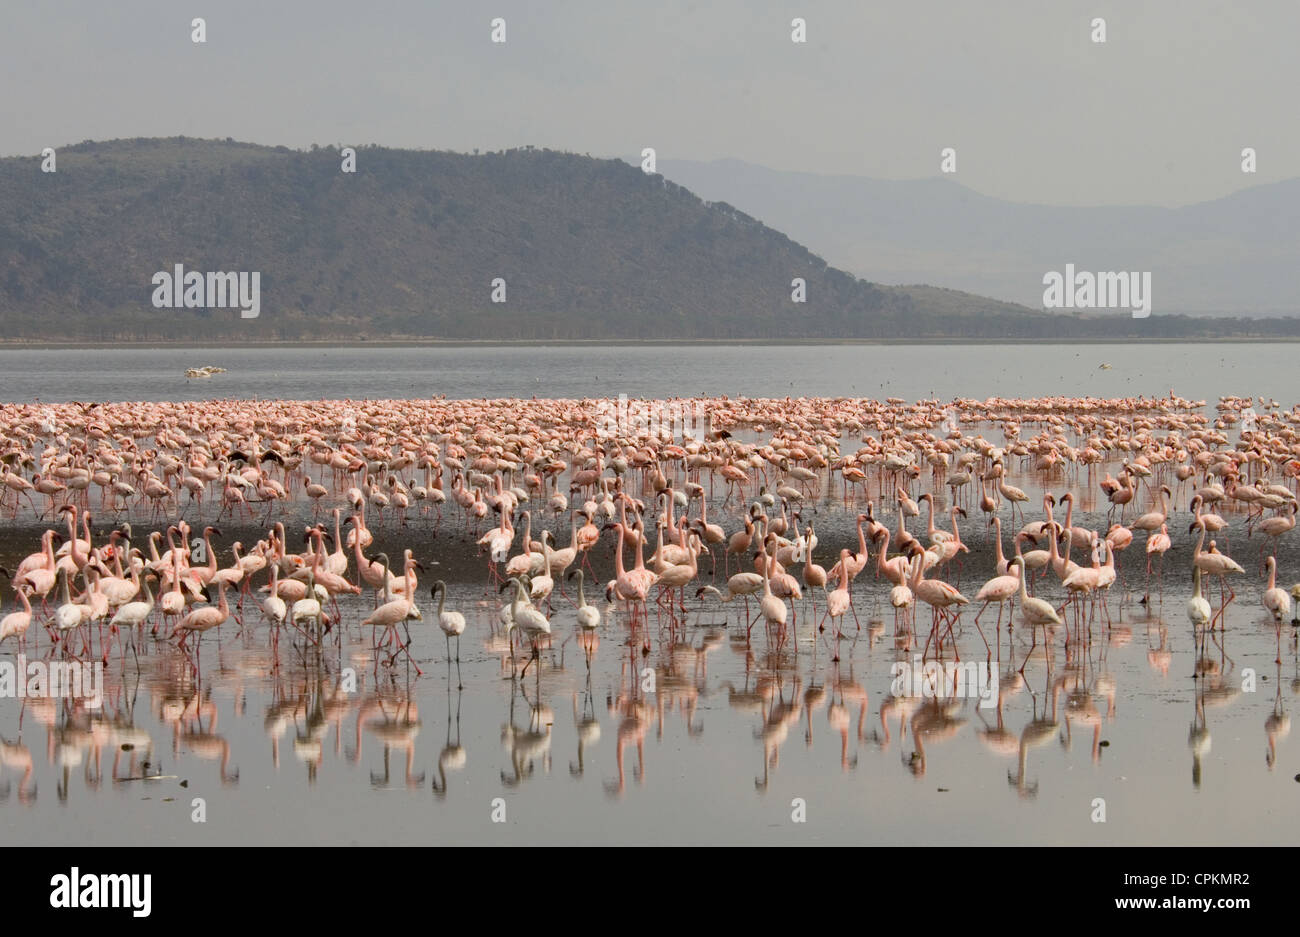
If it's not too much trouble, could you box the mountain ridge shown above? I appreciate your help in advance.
[652,157,1300,317]
[0,137,1295,342]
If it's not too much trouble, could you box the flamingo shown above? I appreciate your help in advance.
[1144,523,1172,600]
[291,572,325,630]
[994,463,1029,523]
[431,580,467,671]
[52,569,88,649]
[755,542,788,639]
[261,565,287,625]
[176,580,231,658]
[1190,524,1245,620]
[0,575,34,649]
[1132,485,1172,538]
[989,516,1011,576]
[800,526,827,618]
[1012,557,1063,671]
[1262,557,1291,624]
[910,543,971,653]
[655,532,701,613]
[823,548,852,637]
[1186,566,1211,631]
[109,574,157,635]
[696,572,764,620]
[499,576,550,677]
[568,569,601,631]
[974,562,1021,631]
[1254,502,1297,567]
[888,554,917,637]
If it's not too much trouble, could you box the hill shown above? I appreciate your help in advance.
[655,158,1300,318]
[0,138,1296,342]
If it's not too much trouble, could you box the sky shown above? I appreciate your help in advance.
[2,0,1296,207]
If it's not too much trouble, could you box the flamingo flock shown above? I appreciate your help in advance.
[0,391,1296,667]
[0,389,1296,810]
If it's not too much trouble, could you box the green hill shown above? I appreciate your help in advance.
[0,137,1295,342]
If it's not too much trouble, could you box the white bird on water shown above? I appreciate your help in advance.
[500,576,550,677]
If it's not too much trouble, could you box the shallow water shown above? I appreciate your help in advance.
[0,342,1293,404]
[0,345,1297,845]
[0,496,1292,846]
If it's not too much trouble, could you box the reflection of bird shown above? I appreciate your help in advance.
[568,691,601,777]
[0,737,36,803]
[500,693,553,787]
[1009,703,1059,799]
[906,700,965,777]
[431,687,466,798]
[1189,706,1210,788]
[1266,684,1290,771]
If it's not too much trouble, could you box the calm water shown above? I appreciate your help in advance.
[0,342,1291,404]
[0,344,1296,846]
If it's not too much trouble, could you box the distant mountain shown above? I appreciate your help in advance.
[654,158,1300,317]
[0,138,1295,343]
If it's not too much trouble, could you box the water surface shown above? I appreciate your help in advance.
[0,343,1288,404]
[0,344,1295,846]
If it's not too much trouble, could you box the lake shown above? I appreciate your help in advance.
[0,344,1294,846]
[0,342,1288,404]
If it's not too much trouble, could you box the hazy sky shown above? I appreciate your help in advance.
[3,0,1295,206]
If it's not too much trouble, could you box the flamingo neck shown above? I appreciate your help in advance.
[613,527,627,577]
